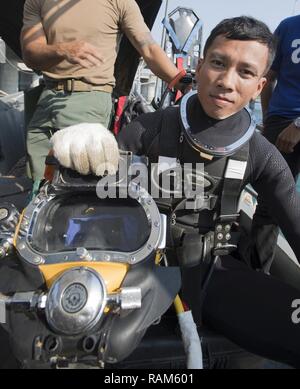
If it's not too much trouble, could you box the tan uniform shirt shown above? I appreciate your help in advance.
[23,0,150,87]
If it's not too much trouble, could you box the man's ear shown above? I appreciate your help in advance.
[196,58,204,74]
[252,76,267,100]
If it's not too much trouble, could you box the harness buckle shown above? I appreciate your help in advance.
[213,243,237,257]
[213,214,239,256]
[66,79,75,93]
[217,214,240,223]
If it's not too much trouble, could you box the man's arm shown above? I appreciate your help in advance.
[117,110,163,157]
[128,32,184,89]
[21,25,103,71]
[51,111,163,175]
[251,135,300,260]
[260,69,277,123]
[261,58,300,154]
[275,122,300,154]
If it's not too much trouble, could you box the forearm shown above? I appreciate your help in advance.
[138,43,179,84]
[117,116,148,154]
[21,26,103,72]
[21,26,64,71]
[252,142,300,260]
[22,42,65,71]
[117,110,163,157]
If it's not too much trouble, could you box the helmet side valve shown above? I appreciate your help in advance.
[107,287,142,310]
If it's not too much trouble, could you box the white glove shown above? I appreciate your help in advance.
[50,123,119,176]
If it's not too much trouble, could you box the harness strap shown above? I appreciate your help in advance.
[220,143,249,219]
[213,143,249,256]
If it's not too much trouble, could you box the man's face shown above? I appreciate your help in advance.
[196,35,268,119]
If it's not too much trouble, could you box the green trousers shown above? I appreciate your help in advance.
[26,88,112,181]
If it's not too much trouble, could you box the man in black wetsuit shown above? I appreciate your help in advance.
[52,17,300,367]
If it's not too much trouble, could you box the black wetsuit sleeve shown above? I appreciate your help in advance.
[248,133,300,260]
[116,110,163,158]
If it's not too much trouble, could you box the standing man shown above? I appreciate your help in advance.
[21,0,186,181]
[252,15,300,273]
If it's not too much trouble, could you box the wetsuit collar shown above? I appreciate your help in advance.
[180,90,256,157]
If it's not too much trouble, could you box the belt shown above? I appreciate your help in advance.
[44,78,113,93]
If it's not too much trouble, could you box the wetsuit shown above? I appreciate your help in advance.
[117,95,300,368]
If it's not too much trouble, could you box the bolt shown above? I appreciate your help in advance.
[225,233,231,241]
[216,225,223,232]
[217,233,224,240]
[225,225,231,232]
[171,214,176,225]
[76,247,93,261]
[154,221,160,228]
[33,256,43,265]
[0,208,8,220]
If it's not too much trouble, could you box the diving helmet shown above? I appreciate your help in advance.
[0,153,180,367]
[12,153,166,335]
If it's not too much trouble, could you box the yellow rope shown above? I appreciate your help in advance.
[174,294,185,314]
[155,251,162,265]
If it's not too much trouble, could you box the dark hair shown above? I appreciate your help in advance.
[203,16,277,74]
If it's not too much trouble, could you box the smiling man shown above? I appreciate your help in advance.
[51,17,300,368]
[196,35,268,119]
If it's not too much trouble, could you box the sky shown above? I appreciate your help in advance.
[151,0,300,52]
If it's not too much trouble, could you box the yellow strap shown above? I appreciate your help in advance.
[174,294,185,314]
